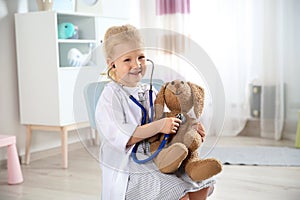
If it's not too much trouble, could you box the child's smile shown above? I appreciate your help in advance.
[110,43,146,87]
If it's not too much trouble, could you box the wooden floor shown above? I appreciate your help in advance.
[0,136,300,200]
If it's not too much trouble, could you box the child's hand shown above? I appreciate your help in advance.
[128,117,181,146]
[158,117,182,134]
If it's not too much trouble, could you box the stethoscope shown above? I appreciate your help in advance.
[107,59,155,124]
[107,59,171,164]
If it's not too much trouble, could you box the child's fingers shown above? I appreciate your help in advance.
[170,117,181,134]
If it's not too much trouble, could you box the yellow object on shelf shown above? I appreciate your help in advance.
[295,111,300,148]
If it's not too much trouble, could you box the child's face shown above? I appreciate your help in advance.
[110,43,146,87]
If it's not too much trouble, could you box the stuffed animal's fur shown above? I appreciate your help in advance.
[149,80,222,181]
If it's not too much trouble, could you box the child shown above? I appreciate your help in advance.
[95,24,215,200]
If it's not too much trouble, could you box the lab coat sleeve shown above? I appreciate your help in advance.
[95,85,137,152]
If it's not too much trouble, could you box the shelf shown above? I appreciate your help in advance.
[57,13,96,41]
[59,66,100,70]
[15,11,126,126]
[56,11,101,18]
[58,39,97,44]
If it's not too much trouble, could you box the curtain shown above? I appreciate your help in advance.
[190,0,300,139]
[139,0,225,137]
[139,0,300,140]
[156,0,190,15]
[140,0,194,83]
[155,0,190,54]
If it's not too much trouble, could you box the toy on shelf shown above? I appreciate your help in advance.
[58,22,78,39]
[67,43,93,67]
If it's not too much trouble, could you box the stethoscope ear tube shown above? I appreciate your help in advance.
[146,58,154,90]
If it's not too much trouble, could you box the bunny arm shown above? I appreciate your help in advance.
[166,113,202,152]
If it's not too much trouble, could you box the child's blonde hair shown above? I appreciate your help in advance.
[103,24,143,60]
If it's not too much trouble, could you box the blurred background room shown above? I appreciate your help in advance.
[0,0,299,199]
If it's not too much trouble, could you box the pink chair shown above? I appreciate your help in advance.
[0,135,23,184]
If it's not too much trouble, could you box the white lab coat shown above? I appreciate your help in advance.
[95,81,156,200]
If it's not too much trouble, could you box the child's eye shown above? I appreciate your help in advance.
[124,58,131,62]
[138,56,145,60]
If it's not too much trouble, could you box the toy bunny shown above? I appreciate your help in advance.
[149,80,222,181]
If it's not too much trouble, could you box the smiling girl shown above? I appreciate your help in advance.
[95,24,215,200]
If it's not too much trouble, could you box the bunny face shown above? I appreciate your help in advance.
[164,80,193,113]
[155,80,205,119]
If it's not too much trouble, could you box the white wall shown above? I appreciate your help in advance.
[0,0,132,162]
[0,0,29,161]
[0,0,84,162]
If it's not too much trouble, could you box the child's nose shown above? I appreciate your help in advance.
[132,59,141,68]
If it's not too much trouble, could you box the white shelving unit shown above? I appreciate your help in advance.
[14,11,103,168]
[15,11,103,126]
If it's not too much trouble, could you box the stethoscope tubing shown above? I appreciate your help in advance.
[129,95,148,125]
[106,59,169,164]
[107,59,155,123]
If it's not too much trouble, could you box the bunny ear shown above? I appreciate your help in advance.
[154,82,168,120]
[188,82,205,118]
